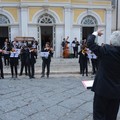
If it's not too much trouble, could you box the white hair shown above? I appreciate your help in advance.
[110,31,120,46]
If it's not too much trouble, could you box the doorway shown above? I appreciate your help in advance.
[82,27,94,40]
[0,26,8,49]
[41,26,53,49]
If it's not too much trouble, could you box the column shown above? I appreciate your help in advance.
[64,7,72,39]
[118,0,120,30]
[20,7,28,36]
[105,9,112,44]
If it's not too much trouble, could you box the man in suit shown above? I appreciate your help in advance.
[27,45,37,79]
[72,37,80,58]
[41,42,53,78]
[87,30,120,120]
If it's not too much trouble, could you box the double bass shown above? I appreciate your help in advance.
[63,36,70,58]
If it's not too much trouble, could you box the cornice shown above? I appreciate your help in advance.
[0,2,111,9]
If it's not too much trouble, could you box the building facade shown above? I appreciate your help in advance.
[0,0,112,57]
[111,0,120,31]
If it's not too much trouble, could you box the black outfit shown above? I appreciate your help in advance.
[87,34,120,120]
[2,46,11,66]
[78,50,88,76]
[19,48,28,76]
[41,48,53,78]
[26,49,36,78]
[0,52,4,79]
[10,52,19,78]
[72,40,79,58]
[91,54,98,75]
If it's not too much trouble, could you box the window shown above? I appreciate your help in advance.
[81,15,97,26]
[38,13,55,24]
[0,14,10,24]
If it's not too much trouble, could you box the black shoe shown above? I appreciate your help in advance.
[41,75,45,78]
[47,75,49,78]
[31,76,35,78]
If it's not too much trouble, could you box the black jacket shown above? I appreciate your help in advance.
[78,50,88,64]
[41,48,53,62]
[87,34,120,99]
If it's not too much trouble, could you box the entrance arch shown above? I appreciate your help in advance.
[37,13,56,52]
[0,14,11,48]
[81,15,98,40]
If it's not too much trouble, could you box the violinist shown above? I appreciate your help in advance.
[41,42,53,78]
[2,40,11,66]
[0,49,4,79]
[19,46,28,76]
[27,45,37,79]
[78,46,88,76]
[10,48,19,79]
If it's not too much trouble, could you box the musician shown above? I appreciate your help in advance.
[10,48,19,79]
[19,46,28,76]
[41,42,53,78]
[91,52,98,75]
[72,37,80,58]
[27,45,37,79]
[2,41,11,66]
[78,46,88,76]
[0,49,4,79]
[62,36,70,58]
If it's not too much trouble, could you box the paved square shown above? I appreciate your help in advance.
[0,75,120,120]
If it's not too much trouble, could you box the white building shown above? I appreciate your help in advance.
[0,0,112,57]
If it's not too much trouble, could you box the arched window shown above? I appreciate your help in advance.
[38,13,56,24]
[0,14,10,24]
[81,15,97,26]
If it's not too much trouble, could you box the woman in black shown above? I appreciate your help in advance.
[19,46,28,76]
[41,42,53,78]
[78,46,88,76]
[10,48,19,79]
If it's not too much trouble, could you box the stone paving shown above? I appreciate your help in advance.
[3,57,92,75]
[0,58,120,120]
[0,74,94,120]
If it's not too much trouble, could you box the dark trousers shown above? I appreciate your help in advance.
[81,61,88,76]
[4,54,10,66]
[10,65,17,78]
[42,61,50,76]
[28,64,35,78]
[20,62,28,75]
[0,62,4,78]
[93,94,120,120]
[73,47,78,58]
[91,59,98,74]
